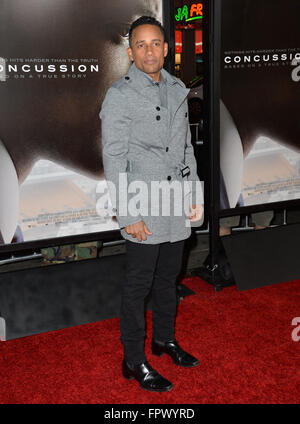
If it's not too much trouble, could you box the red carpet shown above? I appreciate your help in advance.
[0,277,299,404]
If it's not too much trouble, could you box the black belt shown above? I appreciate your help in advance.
[126,160,190,178]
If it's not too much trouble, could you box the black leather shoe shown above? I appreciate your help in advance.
[122,360,173,392]
[152,339,200,368]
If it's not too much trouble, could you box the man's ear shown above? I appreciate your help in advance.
[127,47,134,62]
[164,42,168,58]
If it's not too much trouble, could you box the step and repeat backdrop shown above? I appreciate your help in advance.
[0,0,163,247]
[2,0,299,248]
[220,0,300,211]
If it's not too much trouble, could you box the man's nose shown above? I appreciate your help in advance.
[145,45,154,55]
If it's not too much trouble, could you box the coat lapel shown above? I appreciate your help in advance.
[166,82,190,128]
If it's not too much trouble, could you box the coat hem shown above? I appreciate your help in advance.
[120,230,191,245]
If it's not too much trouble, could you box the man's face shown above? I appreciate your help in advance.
[127,24,168,76]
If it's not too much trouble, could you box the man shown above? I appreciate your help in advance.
[100,16,204,392]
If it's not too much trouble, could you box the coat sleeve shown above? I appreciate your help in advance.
[99,86,142,229]
[184,108,204,206]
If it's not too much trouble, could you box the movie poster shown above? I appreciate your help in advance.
[0,0,163,246]
[220,0,300,210]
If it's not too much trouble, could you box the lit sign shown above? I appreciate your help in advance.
[175,30,182,54]
[175,3,203,23]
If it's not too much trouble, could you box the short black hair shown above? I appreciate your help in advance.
[128,16,166,48]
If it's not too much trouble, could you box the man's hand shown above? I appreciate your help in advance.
[125,220,152,242]
[189,204,204,222]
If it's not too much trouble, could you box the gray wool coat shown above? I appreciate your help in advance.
[99,61,203,244]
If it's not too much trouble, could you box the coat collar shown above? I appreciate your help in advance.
[126,61,185,90]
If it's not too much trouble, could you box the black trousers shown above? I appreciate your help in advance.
[120,239,185,365]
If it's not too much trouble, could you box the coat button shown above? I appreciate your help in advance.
[156,106,160,111]
[156,115,161,121]
[125,76,130,80]
[166,147,169,152]
[167,176,172,181]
